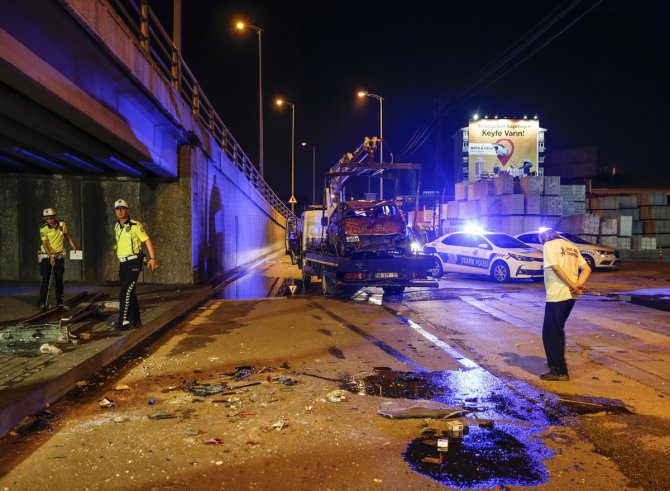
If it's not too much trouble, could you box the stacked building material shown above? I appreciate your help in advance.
[558,213,600,237]
[631,236,657,249]
[544,176,561,196]
[444,176,568,236]
[561,185,586,216]
[494,175,513,195]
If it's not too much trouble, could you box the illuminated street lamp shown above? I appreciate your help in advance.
[357,90,384,198]
[235,21,265,178]
[276,99,296,213]
[301,142,317,205]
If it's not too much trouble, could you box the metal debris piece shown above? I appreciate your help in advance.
[422,454,443,465]
[98,397,114,409]
[268,376,298,386]
[148,411,177,420]
[231,381,262,390]
[160,385,180,393]
[203,438,224,445]
[437,438,449,451]
[114,384,130,391]
[39,343,62,354]
[557,396,633,415]
[445,419,465,438]
[378,406,470,419]
[181,381,226,396]
[327,390,348,403]
[271,419,289,430]
[0,323,75,353]
[280,361,290,369]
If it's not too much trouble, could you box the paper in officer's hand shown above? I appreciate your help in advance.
[70,250,83,260]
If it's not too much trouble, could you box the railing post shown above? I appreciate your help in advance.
[192,83,200,117]
[140,0,150,53]
[170,47,180,90]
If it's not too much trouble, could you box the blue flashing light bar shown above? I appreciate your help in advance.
[463,222,484,234]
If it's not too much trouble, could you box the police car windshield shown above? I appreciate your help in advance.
[486,233,530,249]
[559,232,591,245]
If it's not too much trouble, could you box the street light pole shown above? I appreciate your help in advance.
[301,142,317,205]
[357,91,384,199]
[276,99,296,213]
[236,22,264,178]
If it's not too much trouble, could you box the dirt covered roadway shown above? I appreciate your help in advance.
[0,258,668,490]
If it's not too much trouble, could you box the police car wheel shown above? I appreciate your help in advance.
[584,255,596,271]
[429,257,444,278]
[491,261,510,283]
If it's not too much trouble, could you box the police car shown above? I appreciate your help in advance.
[515,231,621,270]
[423,231,544,282]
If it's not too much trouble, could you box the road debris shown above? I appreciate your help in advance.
[39,343,62,354]
[268,375,298,386]
[181,381,226,396]
[378,406,470,419]
[98,397,114,409]
[203,438,223,445]
[148,411,177,420]
[327,390,348,403]
[271,419,289,430]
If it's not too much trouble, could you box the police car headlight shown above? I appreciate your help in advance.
[509,253,533,261]
[595,249,611,256]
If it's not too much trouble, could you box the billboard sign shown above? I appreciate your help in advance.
[468,119,539,181]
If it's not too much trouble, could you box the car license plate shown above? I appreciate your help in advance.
[375,272,398,278]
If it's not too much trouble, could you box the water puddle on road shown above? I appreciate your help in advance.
[340,366,444,399]
[341,366,557,488]
[214,276,299,299]
[404,423,550,488]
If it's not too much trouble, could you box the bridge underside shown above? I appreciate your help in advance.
[0,1,184,178]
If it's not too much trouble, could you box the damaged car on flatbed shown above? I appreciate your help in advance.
[325,200,411,258]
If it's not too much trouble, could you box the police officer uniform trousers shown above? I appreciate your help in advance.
[40,255,65,305]
[118,256,143,327]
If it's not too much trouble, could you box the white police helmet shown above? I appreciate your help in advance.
[43,208,56,217]
[114,199,129,209]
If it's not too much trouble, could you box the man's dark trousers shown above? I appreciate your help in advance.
[542,299,575,375]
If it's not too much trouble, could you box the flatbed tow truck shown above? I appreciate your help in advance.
[298,138,437,295]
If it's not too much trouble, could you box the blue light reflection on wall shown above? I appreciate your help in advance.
[13,147,65,170]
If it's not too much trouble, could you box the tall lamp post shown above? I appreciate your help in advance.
[235,22,264,178]
[301,142,317,205]
[357,90,384,199]
[276,99,296,213]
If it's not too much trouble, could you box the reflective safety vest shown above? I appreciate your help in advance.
[115,219,149,258]
[40,221,67,254]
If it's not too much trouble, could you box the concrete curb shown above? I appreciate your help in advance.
[0,285,212,437]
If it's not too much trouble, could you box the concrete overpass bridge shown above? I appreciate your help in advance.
[0,0,289,285]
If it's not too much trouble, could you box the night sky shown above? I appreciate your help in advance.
[153,1,669,206]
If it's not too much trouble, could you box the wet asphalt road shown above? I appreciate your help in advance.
[1,257,668,490]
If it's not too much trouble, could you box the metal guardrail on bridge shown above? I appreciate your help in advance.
[107,0,292,220]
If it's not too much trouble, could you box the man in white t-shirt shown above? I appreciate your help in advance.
[539,228,591,381]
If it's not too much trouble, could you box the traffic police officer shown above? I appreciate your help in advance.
[39,208,78,309]
[113,199,158,330]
